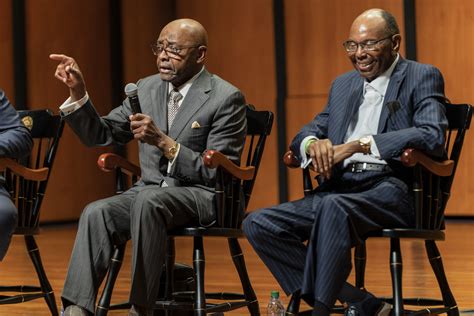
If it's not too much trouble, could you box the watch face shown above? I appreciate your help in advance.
[168,143,178,158]
[360,136,371,145]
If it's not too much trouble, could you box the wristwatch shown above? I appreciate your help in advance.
[359,136,371,155]
[168,142,180,160]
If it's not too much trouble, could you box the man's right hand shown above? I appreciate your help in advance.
[307,139,334,179]
[49,54,86,101]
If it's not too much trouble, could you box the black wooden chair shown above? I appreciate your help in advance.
[283,103,472,316]
[94,105,274,315]
[0,109,64,315]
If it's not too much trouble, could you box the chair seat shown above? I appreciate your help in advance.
[169,227,244,238]
[366,228,445,240]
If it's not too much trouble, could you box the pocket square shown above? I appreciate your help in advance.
[191,121,201,129]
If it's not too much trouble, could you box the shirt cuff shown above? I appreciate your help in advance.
[368,135,381,158]
[59,92,89,115]
[299,136,318,169]
[166,143,181,173]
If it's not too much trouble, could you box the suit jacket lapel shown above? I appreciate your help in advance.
[150,80,168,133]
[377,58,407,133]
[169,70,211,139]
[335,76,364,144]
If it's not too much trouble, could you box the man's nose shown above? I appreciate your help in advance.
[158,49,169,60]
[354,45,367,57]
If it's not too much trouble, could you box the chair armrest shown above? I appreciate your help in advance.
[97,153,141,177]
[0,158,49,181]
[401,148,454,177]
[203,150,255,180]
[283,150,301,168]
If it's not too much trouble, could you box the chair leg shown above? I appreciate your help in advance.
[389,238,404,316]
[425,240,459,316]
[228,238,260,316]
[96,243,126,316]
[354,242,366,290]
[25,235,58,316]
[286,290,301,315]
[193,236,206,316]
[164,237,176,316]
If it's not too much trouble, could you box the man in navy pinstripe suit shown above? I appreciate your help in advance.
[244,8,447,316]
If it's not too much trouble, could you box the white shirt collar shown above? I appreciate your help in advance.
[168,66,205,99]
[364,54,400,96]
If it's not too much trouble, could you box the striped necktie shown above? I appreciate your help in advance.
[167,89,183,129]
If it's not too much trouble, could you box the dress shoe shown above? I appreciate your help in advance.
[63,305,90,316]
[344,294,392,316]
[129,304,154,316]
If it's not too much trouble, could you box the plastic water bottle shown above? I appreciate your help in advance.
[267,290,285,315]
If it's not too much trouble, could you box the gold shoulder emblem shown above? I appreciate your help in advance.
[21,116,33,130]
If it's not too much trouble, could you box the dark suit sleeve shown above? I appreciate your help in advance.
[170,91,246,187]
[373,66,447,159]
[0,90,33,158]
[288,84,333,162]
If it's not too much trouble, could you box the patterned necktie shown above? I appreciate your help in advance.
[167,89,183,129]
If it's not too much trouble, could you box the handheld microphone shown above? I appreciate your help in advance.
[124,83,142,114]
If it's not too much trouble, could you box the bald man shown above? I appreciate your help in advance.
[51,19,246,316]
[244,9,447,316]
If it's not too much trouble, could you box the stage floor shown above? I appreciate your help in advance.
[0,220,472,315]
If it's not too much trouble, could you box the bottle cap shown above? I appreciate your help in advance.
[271,290,279,299]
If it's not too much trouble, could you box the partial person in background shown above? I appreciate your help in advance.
[0,89,33,261]
[244,8,447,316]
[50,18,246,316]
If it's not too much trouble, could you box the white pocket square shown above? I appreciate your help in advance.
[191,121,201,129]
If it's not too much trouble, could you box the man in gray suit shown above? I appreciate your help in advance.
[50,19,246,316]
[0,89,33,261]
[244,9,447,316]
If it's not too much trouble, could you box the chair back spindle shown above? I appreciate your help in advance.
[413,103,472,230]
[1,110,64,234]
[216,105,273,228]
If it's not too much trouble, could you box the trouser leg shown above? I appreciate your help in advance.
[129,186,201,308]
[243,193,328,295]
[304,177,412,307]
[62,191,135,313]
[0,187,17,261]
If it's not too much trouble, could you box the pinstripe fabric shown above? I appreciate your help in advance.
[243,58,447,309]
[61,71,247,313]
[0,89,32,261]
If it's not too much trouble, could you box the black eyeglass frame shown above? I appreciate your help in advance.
[342,34,397,53]
[150,43,201,58]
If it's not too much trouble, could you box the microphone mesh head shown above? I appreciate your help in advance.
[124,83,138,97]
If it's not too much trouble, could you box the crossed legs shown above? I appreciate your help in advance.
[243,176,412,310]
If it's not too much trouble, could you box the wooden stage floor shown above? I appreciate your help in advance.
[0,220,473,315]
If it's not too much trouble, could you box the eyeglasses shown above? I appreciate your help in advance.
[151,43,200,58]
[342,35,394,53]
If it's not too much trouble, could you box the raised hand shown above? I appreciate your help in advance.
[49,54,86,101]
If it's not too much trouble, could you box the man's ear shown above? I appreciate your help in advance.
[392,34,401,54]
[196,46,207,64]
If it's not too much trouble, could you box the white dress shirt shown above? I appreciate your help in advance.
[299,54,400,168]
[58,66,205,173]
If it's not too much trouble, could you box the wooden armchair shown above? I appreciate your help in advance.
[283,103,472,316]
[94,105,274,316]
[0,109,64,315]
